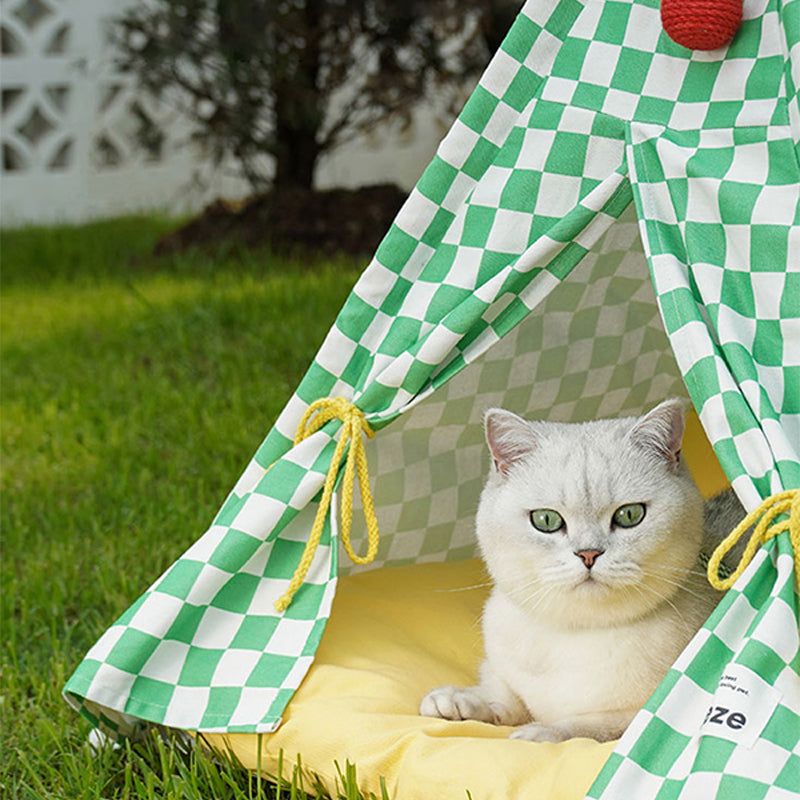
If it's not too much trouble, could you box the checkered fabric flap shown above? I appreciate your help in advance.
[586,0,800,796]
[587,536,800,800]
[65,0,799,779]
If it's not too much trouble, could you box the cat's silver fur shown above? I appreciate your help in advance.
[420,399,743,743]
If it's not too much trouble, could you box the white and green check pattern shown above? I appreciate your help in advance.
[628,121,800,508]
[342,204,688,574]
[587,536,800,800]
[66,0,799,794]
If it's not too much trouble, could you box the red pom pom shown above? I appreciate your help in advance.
[661,0,743,50]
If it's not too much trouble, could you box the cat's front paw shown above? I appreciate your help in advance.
[419,685,499,724]
[510,721,571,743]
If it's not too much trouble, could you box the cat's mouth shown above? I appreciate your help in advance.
[573,571,610,591]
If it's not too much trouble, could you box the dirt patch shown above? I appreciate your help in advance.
[155,183,408,259]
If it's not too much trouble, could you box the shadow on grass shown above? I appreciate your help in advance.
[0,215,365,291]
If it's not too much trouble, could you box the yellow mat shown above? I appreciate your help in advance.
[208,558,616,799]
[204,411,728,799]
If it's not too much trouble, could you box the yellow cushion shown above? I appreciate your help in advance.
[205,410,728,799]
[208,558,616,799]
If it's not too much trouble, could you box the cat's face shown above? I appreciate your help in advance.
[476,400,704,628]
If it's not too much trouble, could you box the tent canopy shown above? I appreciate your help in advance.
[65,0,799,795]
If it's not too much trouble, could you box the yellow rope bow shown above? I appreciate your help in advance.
[274,397,379,613]
[707,489,800,591]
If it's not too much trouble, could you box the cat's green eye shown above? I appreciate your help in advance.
[530,508,564,533]
[613,503,646,528]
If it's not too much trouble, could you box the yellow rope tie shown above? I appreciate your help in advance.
[707,489,800,591]
[274,397,379,613]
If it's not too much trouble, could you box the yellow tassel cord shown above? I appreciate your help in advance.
[274,398,379,613]
[707,489,800,591]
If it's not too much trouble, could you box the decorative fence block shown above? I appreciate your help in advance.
[0,0,220,224]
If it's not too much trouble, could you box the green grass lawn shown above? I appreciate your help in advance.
[0,218,381,799]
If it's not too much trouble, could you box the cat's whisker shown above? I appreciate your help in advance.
[434,581,495,593]
[526,588,558,616]
[631,585,680,626]
[639,570,710,602]
[632,582,689,629]
[532,564,564,579]
[606,565,643,582]
[639,577,707,604]
[655,564,712,578]
[520,583,559,616]
[596,564,643,588]
[510,571,564,594]
[517,581,552,603]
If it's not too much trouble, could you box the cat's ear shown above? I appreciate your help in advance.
[629,398,686,471]
[484,409,539,476]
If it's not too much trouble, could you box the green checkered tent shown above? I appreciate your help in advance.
[66,0,799,795]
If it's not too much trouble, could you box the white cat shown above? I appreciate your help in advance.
[420,399,743,743]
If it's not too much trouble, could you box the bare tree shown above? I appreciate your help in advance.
[117,0,521,193]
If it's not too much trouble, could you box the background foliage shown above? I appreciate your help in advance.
[118,0,520,191]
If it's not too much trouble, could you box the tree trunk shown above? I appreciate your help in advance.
[271,0,323,193]
[273,116,320,193]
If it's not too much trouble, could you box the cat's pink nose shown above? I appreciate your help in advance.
[576,549,603,568]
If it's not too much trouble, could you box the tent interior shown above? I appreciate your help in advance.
[201,203,734,800]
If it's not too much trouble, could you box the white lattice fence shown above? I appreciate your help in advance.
[0,0,232,225]
[0,0,449,227]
